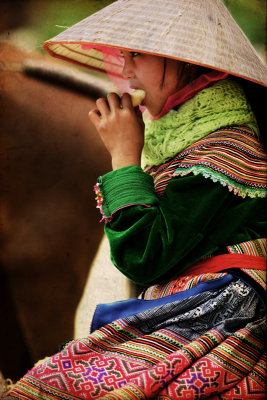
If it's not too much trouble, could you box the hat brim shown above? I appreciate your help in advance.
[43,0,267,87]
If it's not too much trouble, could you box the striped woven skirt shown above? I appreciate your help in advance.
[6,254,266,399]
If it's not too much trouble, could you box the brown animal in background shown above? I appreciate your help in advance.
[0,42,111,380]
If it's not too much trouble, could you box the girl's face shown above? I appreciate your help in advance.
[121,51,188,116]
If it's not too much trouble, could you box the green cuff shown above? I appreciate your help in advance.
[94,165,157,222]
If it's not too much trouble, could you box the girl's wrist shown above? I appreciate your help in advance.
[112,155,141,170]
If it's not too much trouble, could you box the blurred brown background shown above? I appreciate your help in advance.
[0,0,265,381]
[0,0,115,381]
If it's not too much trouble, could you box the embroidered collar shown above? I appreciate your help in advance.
[142,78,259,167]
[151,71,228,120]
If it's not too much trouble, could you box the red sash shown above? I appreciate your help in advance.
[181,254,266,277]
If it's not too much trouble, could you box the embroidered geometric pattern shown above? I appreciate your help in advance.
[145,127,267,198]
[8,324,266,399]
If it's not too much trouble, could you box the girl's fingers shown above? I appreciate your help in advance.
[94,93,134,118]
[88,108,101,125]
[95,97,110,116]
[107,92,120,112]
[121,92,133,108]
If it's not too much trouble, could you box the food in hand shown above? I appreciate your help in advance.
[130,89,146,107]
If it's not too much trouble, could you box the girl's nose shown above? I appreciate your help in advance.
[121,59,135,79]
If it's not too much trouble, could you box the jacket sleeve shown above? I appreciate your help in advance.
[94,165,264,285]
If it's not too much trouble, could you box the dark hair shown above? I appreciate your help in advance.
[161,58,167,88]
[234,77,266,150]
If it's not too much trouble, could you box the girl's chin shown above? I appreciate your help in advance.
[146,106,162,117]
[144,98,165,116]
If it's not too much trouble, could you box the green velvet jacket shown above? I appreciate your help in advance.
[95,160,266,285]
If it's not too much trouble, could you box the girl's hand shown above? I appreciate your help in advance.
[89,92,145,170]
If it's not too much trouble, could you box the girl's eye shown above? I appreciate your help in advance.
[131,52,140,58]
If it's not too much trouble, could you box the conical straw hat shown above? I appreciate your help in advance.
[43,0,267,87]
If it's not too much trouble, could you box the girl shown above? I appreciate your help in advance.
[7,0,266,399]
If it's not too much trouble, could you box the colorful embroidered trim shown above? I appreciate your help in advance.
[140,272,228,300]
[144,153,181,197]
[145,127,267,198]
[227,238,267,257]
[172,127,267,198]
[94,182,112,223]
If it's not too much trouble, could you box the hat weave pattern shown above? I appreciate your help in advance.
[44,0,267,86]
